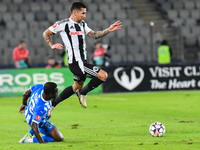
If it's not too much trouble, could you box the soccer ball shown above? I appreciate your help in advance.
[149,122,165,137]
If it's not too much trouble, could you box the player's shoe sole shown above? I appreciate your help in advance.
[19,133,32,143]
[76,90,87,108]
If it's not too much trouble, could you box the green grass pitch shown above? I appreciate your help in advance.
[0,90,200,150]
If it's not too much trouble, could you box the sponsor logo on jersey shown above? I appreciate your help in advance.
[52,23,57,28]
[70,25,74,29]
[36,115,41,121]
[70,31,84,35]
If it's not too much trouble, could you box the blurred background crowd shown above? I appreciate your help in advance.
[0,0,200,68]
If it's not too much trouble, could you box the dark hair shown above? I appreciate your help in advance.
[43,82,57,95]
[161,40,168,45]
[48,57,54,60]
[20,39,26,44]
[95,41,102,45]
[70,2,86,13]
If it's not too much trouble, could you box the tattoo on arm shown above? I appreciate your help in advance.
[88,29,109,39]
[43,30,54,47]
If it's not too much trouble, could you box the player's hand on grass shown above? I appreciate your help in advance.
[19,104,26,114]
[108,20,122,32]
[51,43,63,50]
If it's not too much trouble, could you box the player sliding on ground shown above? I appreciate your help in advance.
[18,82,63,143]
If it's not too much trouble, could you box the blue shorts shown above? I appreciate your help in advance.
[38,121,55,135]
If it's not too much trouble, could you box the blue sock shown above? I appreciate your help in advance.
[33,137,39,143]
[29,129,34,136]
[33,135,54,143]
[43,135,54,142]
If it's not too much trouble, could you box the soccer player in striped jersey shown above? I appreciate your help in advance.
[18,82,63,143]
[43,2,122,110]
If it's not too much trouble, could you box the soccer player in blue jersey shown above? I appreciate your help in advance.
[18,82,63,144]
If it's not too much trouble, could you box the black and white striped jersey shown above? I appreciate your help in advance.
[49,18,91,64]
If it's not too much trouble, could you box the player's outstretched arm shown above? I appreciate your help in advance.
[19,89,31,114]
[87,20,122,39]
[43,29,63,50]
[31,122,45,143]
[108,20,122,32]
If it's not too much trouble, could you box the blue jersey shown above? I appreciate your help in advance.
[24,84,52,127]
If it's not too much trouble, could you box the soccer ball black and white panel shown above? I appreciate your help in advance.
[149,122,165,137]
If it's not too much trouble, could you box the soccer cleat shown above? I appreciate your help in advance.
[19,133,33,143]
[76,90,87,108]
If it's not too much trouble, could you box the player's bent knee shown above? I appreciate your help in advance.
[101,71,108,81]
[55,135,64,142]
[51,126,64,142]
[57,136,64,142]
[97,70,108,81]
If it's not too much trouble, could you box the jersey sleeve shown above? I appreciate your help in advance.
[32,105,48,124]
[30,84,43,92]
[84,22,92,35]
[49,21,64,34]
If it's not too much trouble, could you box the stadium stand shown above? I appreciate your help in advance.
[0,0,200,68]
[159,0,200,61]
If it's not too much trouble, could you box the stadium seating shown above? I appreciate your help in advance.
[0,0,148,67]
[1,0,200,67]
[156,0,200,61]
